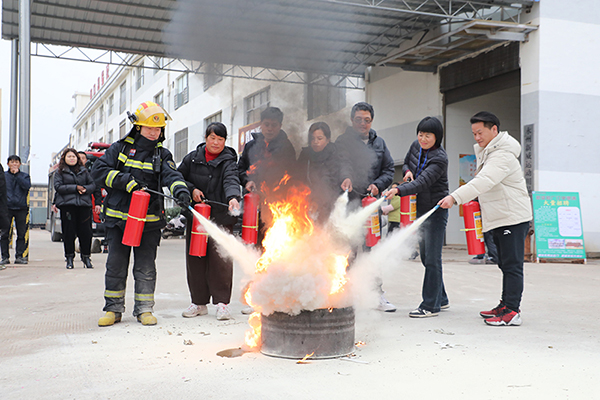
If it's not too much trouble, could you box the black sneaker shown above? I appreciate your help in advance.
[409,307,439,318]
[0,258,9,265]
[14,257,28,265]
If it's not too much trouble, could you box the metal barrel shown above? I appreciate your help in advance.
[260,307,355,359]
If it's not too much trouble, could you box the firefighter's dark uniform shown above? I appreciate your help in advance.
[91,129,189,317]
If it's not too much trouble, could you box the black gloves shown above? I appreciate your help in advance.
[176,192,191,208]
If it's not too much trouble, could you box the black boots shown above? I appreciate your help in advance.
[66,254,74,269]
[81,255,94,269]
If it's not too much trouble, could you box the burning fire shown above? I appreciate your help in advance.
[243,178,351,350]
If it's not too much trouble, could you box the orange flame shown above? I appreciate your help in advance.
[244,312,262,349]
[297,352,315,364]
[246,164,258,176]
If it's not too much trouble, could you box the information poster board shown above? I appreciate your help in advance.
[532,191,586,261]
[458,154,477,217]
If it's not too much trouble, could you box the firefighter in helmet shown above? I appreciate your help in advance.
[91,101,191,326]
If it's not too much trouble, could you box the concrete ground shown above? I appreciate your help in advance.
[1,229,598,400]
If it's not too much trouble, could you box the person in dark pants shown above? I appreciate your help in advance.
[178,122,241,321]
[54,148,96,269]
[386,117,449,318]
[0,165,10,270]
[91,101,190,327]
[1,155,31,265]
[439,111,532,326]
[336,102,396,312]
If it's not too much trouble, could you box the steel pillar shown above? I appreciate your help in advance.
[9,39,19,157]
[18,0,31,173]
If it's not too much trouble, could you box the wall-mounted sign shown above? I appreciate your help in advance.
[532,191,586,261]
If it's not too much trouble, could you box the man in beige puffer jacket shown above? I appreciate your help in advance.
[439,111,532,327]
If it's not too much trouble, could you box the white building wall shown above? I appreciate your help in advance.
[520,0,600,253]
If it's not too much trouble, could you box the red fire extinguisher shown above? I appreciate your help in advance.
[189,203,211,257]
[462,200,485,255]
[242,192,260,245]
[122,190,151,247]
[362,195,381,247]
[400,194,417,227]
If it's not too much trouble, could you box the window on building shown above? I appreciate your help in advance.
[204,111,222,130]
[135,63,144,91]
[119,119,126,139]
[245,87,270,125]
[307,75,346,120]
[119,82,127,113]
[174,73,189,110]
[98,104,104,125]
[204,63,223,91]
[108,94,114,116]
[91,112,95,132]
[154,91,164,108]
[173,128,188,163]
[83,122,88,136]
[77,128,82,141]
[108,129,114,144]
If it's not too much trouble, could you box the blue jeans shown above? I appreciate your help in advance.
[418,207,448,313]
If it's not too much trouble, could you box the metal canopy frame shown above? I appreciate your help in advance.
[2,0,537,86]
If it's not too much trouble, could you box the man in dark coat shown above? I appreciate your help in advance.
[335,102,394,202]
[237,107,296,243]
[1,155,31,265]
[91,101,190,327]
[0,165,10,270]
[335,102,396,312]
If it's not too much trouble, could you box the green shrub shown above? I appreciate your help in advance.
[165,206,182,221]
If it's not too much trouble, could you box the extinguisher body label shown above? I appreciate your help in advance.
[370,213,381,237]
[409,195,417,221]
[473,212,484,241]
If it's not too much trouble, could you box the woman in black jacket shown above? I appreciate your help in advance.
[386,117,449,318]
[54,148,96,269]
[177,122,241,321]
[296,122,351,224]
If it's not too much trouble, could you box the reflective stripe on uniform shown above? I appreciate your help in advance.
[170,181,187,194]
[125,136,135,144]
[106,170,119,187]
[117,153,154,171]
[105,207,161,222]
[126,180,138,193]
[105,289,125,298]
[134,293,154,301]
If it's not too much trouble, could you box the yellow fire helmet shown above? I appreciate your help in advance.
[132,101,172,127]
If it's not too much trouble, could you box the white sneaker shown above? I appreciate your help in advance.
[182,303,208,318]
[216,303,232,320]
[377,294,397,312]
[240,305,255,315]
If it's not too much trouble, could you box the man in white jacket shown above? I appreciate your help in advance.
[438,111,532,326]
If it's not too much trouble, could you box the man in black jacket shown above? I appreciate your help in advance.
[1,155,31,265]
[92,101,190,327]
[0,165,10,270]
[336,102,394,201]
[336,102,396,312]
[237,107,296,243]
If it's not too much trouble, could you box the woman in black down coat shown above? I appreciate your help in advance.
[177,122,241,321]
[54,148,96,269]
[296,122,351,224]
[386,117,450,318]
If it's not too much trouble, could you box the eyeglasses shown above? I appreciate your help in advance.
[353,117,372,124]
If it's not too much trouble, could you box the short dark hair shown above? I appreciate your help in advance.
[470,111,500,130]
[260,107,284,124]
[351,102,374,120]
[7,155,21,163]
[206,122,228,139]
[308,121,331,141]
[416,116,444,147]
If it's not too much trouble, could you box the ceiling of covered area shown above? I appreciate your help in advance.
[2,0,537,83]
